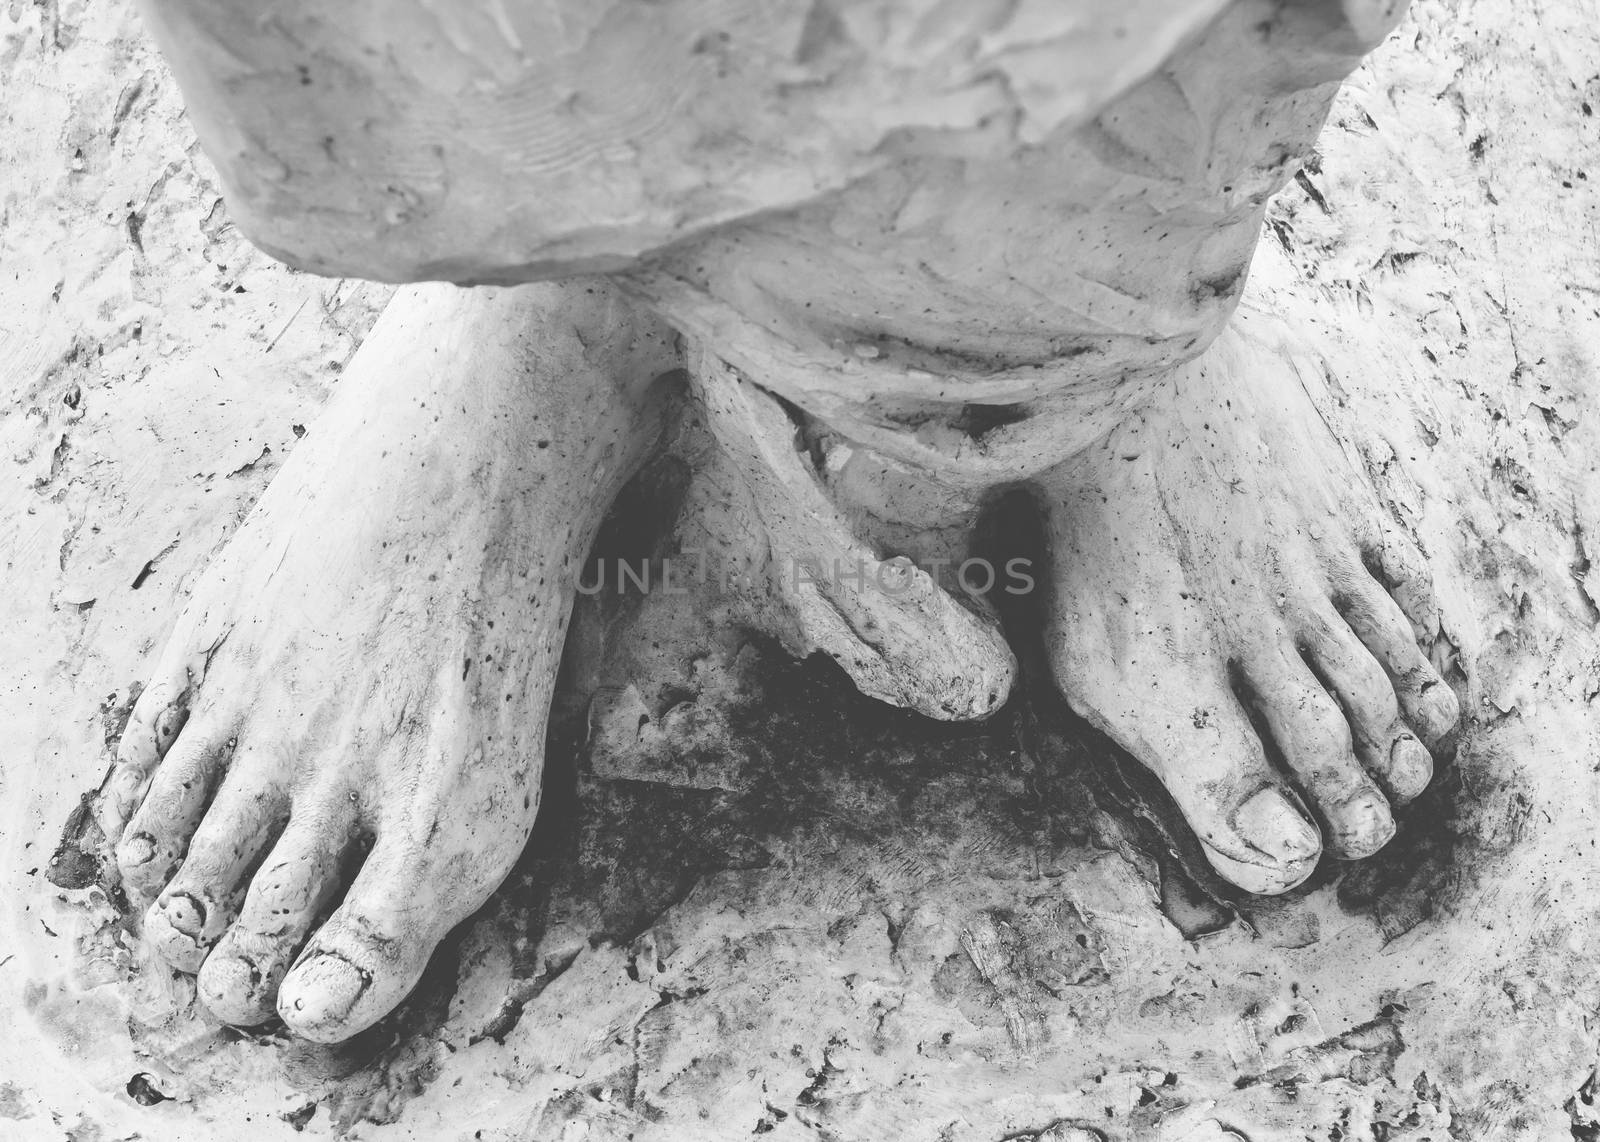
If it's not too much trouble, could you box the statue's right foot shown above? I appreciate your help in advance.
[1040,311,1459,894]
[97,281,676,1041]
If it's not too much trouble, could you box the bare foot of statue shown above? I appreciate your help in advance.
[97,281,675,1040]
[628,0,1462,894]
[106,0,1466,1041]
[1038,311,1459,893]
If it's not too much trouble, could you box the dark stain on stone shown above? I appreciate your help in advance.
[126,1073,171,1105]
[44,788,105,890]
[1565,1068,1600,1140]
[47,689,142,890]
[1331,752,1523,944]
[281,1102,317,1131]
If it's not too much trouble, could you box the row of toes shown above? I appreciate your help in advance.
[101,520,1458,1036]
[1053,539,1457,895]
[1201,562,1457,892]
[105,688,441,1041]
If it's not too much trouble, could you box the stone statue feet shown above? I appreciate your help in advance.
[95,281,676,1041]
[1037,307,1460,894]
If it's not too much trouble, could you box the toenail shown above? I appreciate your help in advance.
[1387,735,1434,800]
[287,954,367,1021]
[109,766,146,805]
[120,833,157,866]
[1331,789,1395,855]
[154,705,186,747]
[1421,684,1459,730]
[159,892,207,937]
[200,955,271,1020]
[1233,788,1321,864]
[202,955,243,995]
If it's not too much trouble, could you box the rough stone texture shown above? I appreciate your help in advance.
[2,0,1599,1140]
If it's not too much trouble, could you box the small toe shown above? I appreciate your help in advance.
[1364,528,1441,639]
[1074,666,1324,895]
[197,802,355,1026]
[1318,787,1395,860]
[1302,607,1441,802]
[1298,615,1395,728]
[115,722,234,899]
[199,955,270,1025]
[1383,734,1435,803]
[1335,583,1459,747]
[100,672,192,839]
[145,760,285,973]
[1242,651,1395,859]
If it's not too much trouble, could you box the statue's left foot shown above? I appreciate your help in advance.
[1040,311,1459,894]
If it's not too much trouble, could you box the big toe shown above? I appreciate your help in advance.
[1210,786,1324,894]
[277,909,435,1044]
[276,830,526,1042]
[1061,660,1324,894]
